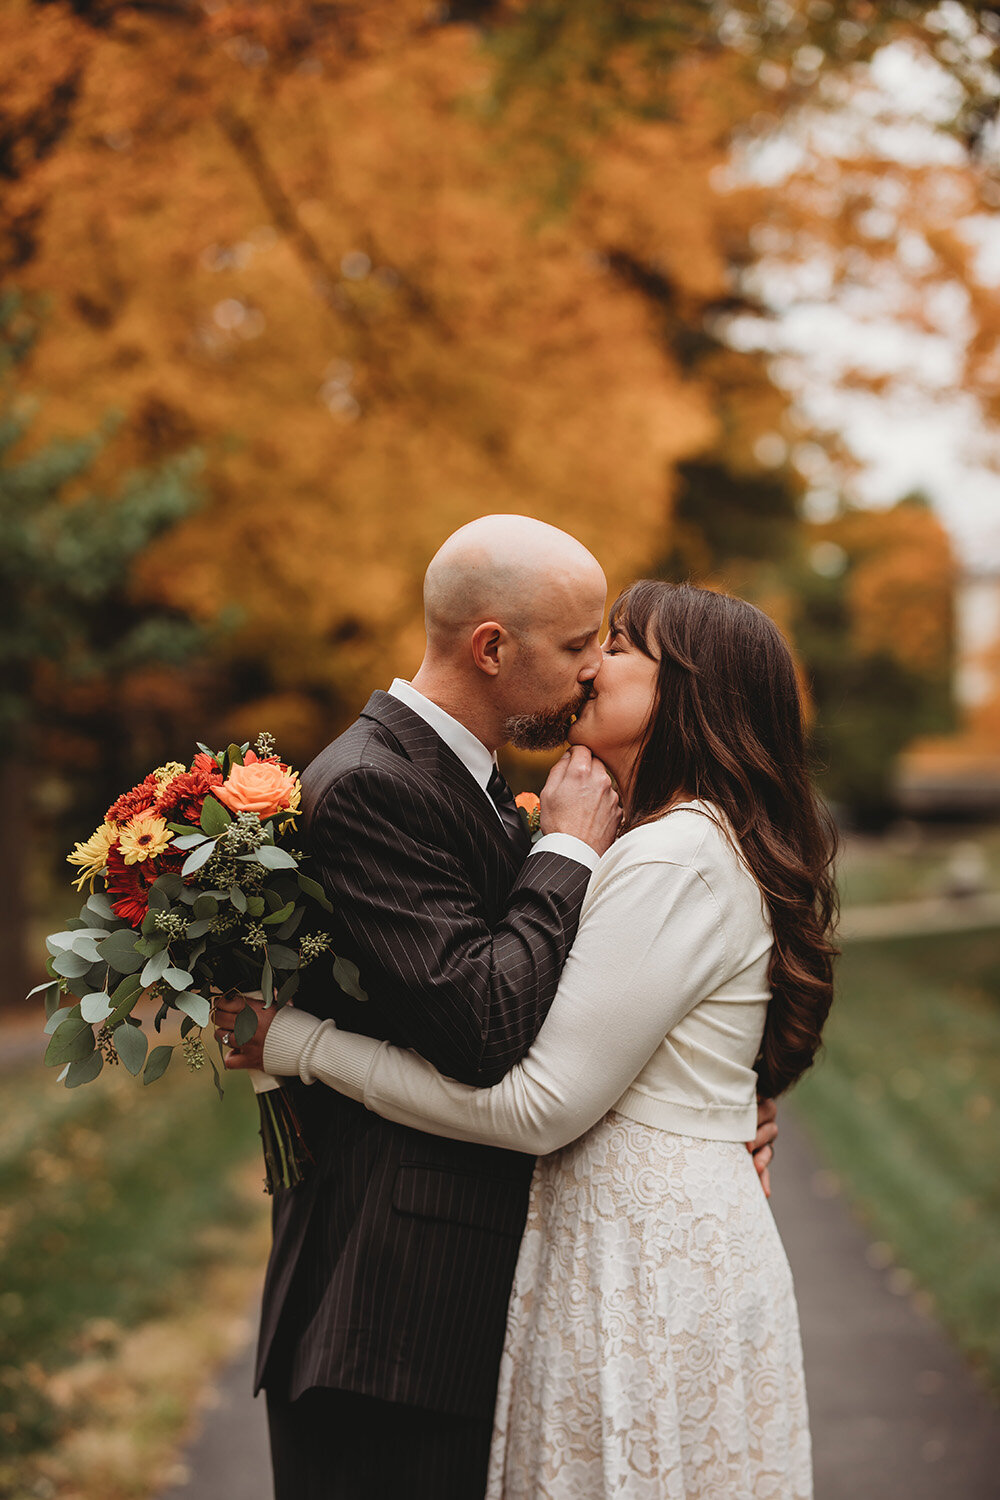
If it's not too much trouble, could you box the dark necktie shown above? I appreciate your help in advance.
[487,765,531,852]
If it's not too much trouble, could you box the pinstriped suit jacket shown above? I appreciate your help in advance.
[255,691,592,1419]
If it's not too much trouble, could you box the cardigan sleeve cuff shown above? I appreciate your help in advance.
[262,1006,382,1103]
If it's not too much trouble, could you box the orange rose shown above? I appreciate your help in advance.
[214,761,300,819]
[515,791,541,835]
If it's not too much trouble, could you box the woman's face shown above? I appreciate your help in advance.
[567,623,660,783]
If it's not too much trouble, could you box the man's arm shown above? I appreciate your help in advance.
[309,762,593,1086]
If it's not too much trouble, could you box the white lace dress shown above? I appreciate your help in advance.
[270,807,816,1498]
[485,1115,812,1500]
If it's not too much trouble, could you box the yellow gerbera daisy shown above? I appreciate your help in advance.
[153,760,186,787]
[277,776,302,834]
[117,812,173,865]
[67,822,118,892]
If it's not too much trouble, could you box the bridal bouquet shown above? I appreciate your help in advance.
[34,732,363,1191]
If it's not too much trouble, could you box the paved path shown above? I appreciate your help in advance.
[159,1109,1000,1499]
[838,890,1000,941]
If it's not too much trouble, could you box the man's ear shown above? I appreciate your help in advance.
[470,620,506,676]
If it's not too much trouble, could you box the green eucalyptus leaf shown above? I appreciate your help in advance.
[261,958,274,1006]
[43,1006,75,1035]
[234,1006,259,1046]
[333,955,369,1004]
[80,992,114,1024]
[229,886,247,913]
[246,896,265,918]
[141,949,170,986]
[45,1015,95,1067]
[172,832,209,851]
[275,907,306,943]
[97,928,145,975]
[106,973,143,1026]
[115,1024,148,1075]
[65,1051,104,1088]
[45,931,82,954]
[182,840,217,877]
[154,872,185,899]
[265,944,299,971]
[260,844,298,870]
[177,993,211,1028]
[163,967,193,991]
[297,873,333,912]
[143,1045,174,1085]
[27,978,60,1000]
[51,950,91,979]
[276,971,300,1006]
[226,743,244,768]
[262,902,295,927]
[200,795,232,836]
[147,885,171,913]
[70,934,105,965]
[192,894,218,920]
[185,918,214,940]
[42,982,66,1018]
[208,1052,225,1101]
[85,892,116,921]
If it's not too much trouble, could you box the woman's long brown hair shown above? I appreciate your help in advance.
[612,580,839,1098]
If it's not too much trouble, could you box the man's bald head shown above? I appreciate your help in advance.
[423,515,605,651]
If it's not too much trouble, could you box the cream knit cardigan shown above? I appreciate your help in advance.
[262,803,773,1154]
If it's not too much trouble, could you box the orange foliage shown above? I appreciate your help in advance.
[0,3,789,725]
[823,506,955,678]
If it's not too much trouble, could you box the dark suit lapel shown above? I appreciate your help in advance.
[359,691,525,873]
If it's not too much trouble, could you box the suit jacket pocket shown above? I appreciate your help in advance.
[391,1164,529,1239]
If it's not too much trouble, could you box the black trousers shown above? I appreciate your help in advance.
[265,1385,494,1500]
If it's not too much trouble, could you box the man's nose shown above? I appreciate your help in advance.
[578,647,603,681]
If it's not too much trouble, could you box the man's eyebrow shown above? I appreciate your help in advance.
[567,624,602,643]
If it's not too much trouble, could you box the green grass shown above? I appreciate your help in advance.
[794,926,1000,1391]
[0,1054,266,1478]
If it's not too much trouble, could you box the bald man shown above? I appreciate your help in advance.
[249,517,622,1498]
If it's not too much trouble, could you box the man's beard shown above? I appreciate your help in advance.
[504,685,591,752]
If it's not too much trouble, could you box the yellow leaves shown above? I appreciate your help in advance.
[826,505,955,678]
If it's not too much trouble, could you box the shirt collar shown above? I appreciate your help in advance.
[388,679,497,794]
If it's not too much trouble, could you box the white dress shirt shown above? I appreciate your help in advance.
[387,678,598,873]
[263,803,772,1150]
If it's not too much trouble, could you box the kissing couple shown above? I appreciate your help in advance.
[213,514,837,1500]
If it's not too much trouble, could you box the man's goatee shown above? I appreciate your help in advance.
[504,688,590,751]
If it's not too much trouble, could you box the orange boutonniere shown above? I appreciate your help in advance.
[515,792,541,840]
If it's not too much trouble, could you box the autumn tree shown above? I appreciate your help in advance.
[0,0,994,825]
[0,291,204,1006]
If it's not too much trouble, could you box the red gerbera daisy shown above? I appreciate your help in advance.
[156,768,213,824]
[105,843,158,926]
[107,775,159,827]
[191,752,224,785]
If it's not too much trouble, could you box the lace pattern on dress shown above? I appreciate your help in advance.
[486,1113,812,1500]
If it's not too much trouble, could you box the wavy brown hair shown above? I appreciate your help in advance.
[612,580,839,1098]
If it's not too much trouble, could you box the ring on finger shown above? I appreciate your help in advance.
[223,1032,231,1046]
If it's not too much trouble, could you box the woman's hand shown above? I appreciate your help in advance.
[211,991,277,1071]
[748,1097,778,1198]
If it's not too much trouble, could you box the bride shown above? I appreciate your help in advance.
[218,580,838,1499]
